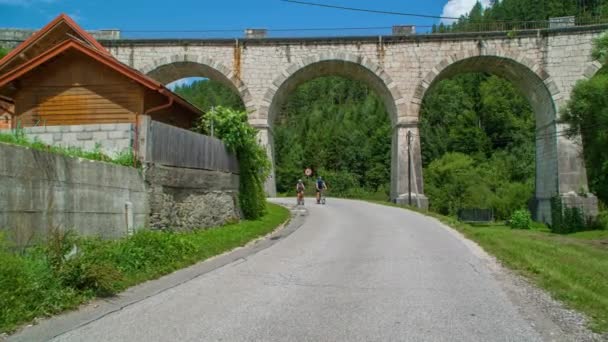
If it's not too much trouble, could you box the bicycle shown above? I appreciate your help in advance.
[317,189,326,205]
[297,190,305,206]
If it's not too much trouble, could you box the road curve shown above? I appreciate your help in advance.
[53,198,543,342]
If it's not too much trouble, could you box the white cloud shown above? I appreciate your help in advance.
[441,0,492,24]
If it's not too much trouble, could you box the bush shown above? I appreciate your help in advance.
[195,107,269,219]
[315,169,359,197]
[509,209,532,229]
[550,196,602,234]
[597,210,608,230]
[58,258,121,297]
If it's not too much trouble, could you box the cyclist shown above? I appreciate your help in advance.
[316,176,327,204]
[296,179,305,205]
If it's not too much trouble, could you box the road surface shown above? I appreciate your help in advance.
[52,198,545,342]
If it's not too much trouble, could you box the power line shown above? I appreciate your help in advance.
[279,0,460,20]
[121,26,397,33]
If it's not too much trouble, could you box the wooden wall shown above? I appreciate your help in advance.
[14,51,143,127]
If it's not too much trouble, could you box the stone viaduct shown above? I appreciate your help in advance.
[94,25,604,220]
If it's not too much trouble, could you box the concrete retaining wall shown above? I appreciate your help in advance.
[2,123,134,157]
[0,142,147,245]
[0,141,240,246]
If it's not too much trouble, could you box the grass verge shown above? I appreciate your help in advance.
[369,200,608,333]
[0,130,137,167]
[0,203,290,334]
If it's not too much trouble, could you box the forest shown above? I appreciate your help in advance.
[175,0,608,222]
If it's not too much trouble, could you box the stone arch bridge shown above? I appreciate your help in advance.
[102,25,607,221]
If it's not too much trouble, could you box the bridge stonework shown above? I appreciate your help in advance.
[103,26,606,222]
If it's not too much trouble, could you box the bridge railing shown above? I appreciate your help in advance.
[112,16,608,39]
[2,17,608,43]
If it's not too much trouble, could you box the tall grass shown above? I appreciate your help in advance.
[0,129,137,167]
[0,203,289,333]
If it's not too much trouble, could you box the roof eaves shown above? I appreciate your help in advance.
[0,14,109,71]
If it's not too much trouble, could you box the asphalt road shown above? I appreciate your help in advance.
[52,198,544,342]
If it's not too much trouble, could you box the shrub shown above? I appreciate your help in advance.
[550,196,602,234]
[315,169,359,197]
[509,209,532,229]
[597,210,608,230]
[58,258,121,297]
[196,107,269,219]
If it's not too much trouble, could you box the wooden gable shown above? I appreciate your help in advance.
[0,14,108,75]
[11,49,144,126]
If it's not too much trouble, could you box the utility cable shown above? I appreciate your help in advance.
[279,0,460,20]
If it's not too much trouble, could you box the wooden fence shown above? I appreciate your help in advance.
[144,120,239,173]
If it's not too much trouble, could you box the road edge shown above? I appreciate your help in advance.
[363,200,606,342]
[7,204,307,342]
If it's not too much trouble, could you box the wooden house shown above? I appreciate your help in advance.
[0,14,202,129]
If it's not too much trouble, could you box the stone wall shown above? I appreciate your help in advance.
[1,123,134,157]
[0,142,147,245]
[144,164,240,231]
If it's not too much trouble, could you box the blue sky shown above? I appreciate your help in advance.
[1,0,487,38]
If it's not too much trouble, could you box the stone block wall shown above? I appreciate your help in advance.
[2,123,134,157]
[144,164,240,231]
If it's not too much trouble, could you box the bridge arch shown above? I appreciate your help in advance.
[260,52,406,126]
[257,51,405,196]
[141,54,255,112]
[411,50,591,222]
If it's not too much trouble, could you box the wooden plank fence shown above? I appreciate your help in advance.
[147,120,239,173]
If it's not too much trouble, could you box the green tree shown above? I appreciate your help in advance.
[0,48,9,59]
[174,79,244,112]
[273,76,391,196]
[562,38,608,203]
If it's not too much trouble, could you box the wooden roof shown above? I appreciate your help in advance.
[0,15,203,120]
[0,14,110,75]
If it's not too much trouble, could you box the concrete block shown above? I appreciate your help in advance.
[70,125,86,132]
[44,126,62,133]
[109,130,128,139]
[26,126,46,134]
[84,124,101,132]
[77,132,94,140]
[92,131,108,140]
[100,124,117,131]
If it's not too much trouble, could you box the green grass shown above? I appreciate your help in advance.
[0,130,137,167]
[0,203,290,334]
[369,200,608,333]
